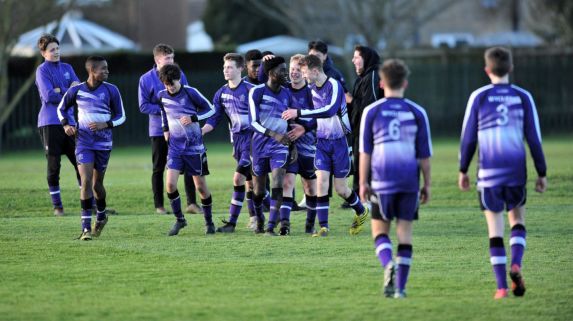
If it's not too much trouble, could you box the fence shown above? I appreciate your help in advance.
[1,47,571,152]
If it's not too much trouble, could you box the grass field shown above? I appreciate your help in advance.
[0,138,572,321]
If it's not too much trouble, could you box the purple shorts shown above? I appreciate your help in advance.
[314,137,351,178]
[251,152,288,177]
[478,185,526,212]
[286,154,316,180]
[371,192,419,222]
[75,147,111,172]
[232,132,252,170]
[167,152,210,176]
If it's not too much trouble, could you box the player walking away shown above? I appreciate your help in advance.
[249,56,300,236]
[459,47,547,299]
[201,53,257,233]
[359,59,432,299]
[57,56,126,240]
[157,64,216,236]
[35,34,81,216]
[138,44,201,215]
[349,45,382,198]
[283,54,318,234]
[282,55,367,237]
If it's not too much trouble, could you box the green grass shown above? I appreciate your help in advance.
[1,138,572,321]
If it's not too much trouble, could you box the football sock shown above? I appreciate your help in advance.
[490,237,508,289]
[246,190,255,217]
[345,192,365,215]
[167,190,184,221]
[267,188,282,229]
[396,244,413,291]
[228,185,245,225]
[80,198,92,231]
[263,190,271,209]
[49,185,63,209]
[201,195,213,225]
[305,195,317,226]
[95,198,107,221]
[374,234,393,268]
[279,197,293,223]
[316,195,329,228]
[510,224,526,268]
[253,193,265,222]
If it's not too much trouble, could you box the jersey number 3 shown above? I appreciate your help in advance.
[496,104,509,126]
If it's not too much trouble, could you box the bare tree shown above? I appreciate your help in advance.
[526,0,573,45]
[245,0,458,53]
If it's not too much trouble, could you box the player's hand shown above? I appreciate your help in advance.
[54,87,61,93]
[359,183,371,203]
[287,123,305,141]
[458,172,470,191]
[270,130,290,145]
[179,116,193,126]
[89,122,108,131]
[63,125,76,136]
[535,176,547,193]
[164,132,170,142]
[262,54,275,61]
[281,109,298,120]
[420,185,431,204]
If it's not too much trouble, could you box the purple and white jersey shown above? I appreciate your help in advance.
[360,98,432,194]
[249,84,292,157]
[459,84,546,188]
[158,85,215,155]
[206,80,254,134]
[289,83,316,157]
[57,82,126,150]
[36,61,79,127]
[138,66,188,137]
[298,77,351,140]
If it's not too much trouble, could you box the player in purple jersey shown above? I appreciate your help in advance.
[157,64,217,236]
[138,44,200,216]
[249,56,301,235]
[283,54,318,234]
[35,34,81,216]
[359,59,432,299]
[282,55,367,237]
[58,56,126,240]
[201,53,257,233]
[244,49,263,85]
[459,47,547,299]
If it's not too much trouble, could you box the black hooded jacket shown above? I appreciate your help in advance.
[350,47,382,132]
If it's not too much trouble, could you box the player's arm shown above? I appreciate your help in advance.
[188,87,216,121]
[419,158,431,204]
[202,90,224,136]
[57,89,77,136]
[458,93,479,191]
[358,105,375,202]
[413,105,433,203]
[248,88,289,145]
[160,103,169,141]
[285,80,342,120]
[521,91,548,193]
[65,66,80,92]
[36,67,64,104]
[138,77,162,115]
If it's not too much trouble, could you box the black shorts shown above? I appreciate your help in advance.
[38,125,76,156]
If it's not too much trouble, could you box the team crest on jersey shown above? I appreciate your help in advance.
[240,94,245,102]
[180,98,186,105]
[99,93,105,100]
[64,72,70,80]
[283,99,288,105]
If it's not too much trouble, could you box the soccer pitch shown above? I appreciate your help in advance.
[0,138,572,321]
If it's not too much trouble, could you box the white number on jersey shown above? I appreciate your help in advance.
[389,118,401,140]
[496,104,509,126]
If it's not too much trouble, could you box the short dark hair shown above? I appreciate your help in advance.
[159,64,181,85]
[85,56,107,72]
[37,34,59,52]
[245,49,263,62]
[380,59,410,90]
[153,43,174,57]
[308,40,328,54]
[224,53,244,68]
[485,47,513,77]
[300,54,323,71]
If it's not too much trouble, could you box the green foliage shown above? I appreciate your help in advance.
[0,139,572,321]
[202,0,288,47]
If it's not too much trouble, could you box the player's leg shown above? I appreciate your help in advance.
[76,149,95,240]
[184,172,202,214]
[371,195,394,297]
[165,152,187,236]
[508,187,527,296]
[252,173,267,233]
[192,174,215,234]
[245,178,258,230]
[217,171,247,233]
[151,137,168,214]
[91,152,109,237]
[394,219,413,298]
[481,186,509,298]
[313,170,330,237]
[302,176,317,234]
[266,166,286,235]
[40,126,65,215]
[278,172,296,236]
